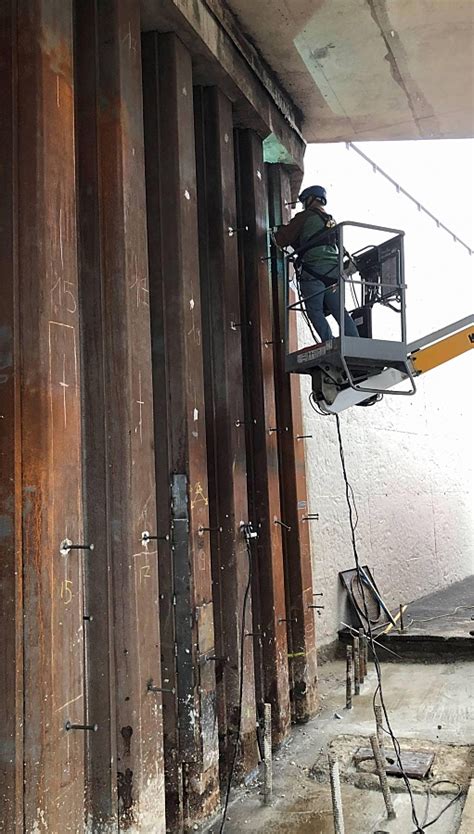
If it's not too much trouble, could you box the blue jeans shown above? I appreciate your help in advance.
[299,278,359,342]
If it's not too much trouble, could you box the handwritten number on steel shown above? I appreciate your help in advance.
[61,579,73,605]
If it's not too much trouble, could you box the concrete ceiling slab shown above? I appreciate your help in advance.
[226,0,474,141]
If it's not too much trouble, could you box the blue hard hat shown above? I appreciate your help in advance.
[298,185,327,206]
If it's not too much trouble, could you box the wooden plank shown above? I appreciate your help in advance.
[1,2,86,830]
[267,164,319,723]
[142,32,220,828]
[235,129,291,743]
[194,85,258,779]
[75,2,165,830]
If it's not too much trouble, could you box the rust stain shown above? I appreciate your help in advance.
[117,768,134,826]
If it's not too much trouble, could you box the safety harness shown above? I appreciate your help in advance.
[289,208,339,286]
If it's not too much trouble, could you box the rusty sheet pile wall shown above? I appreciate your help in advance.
[0,2,316,832]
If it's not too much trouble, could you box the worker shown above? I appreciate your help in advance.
[274,185,359,343]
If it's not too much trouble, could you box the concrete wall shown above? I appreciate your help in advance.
[298,141,474,647]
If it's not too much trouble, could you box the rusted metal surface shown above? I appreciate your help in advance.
[75,2,165,831]
[74,3,117,828]
[235,129,290,743]
[141,31,183,833]
[0,5,23,831]
[142,32,220,828]
[267,164,318,723]
[194,85,258,779]
[0,2,87,830]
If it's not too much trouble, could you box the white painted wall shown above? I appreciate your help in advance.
[298,141,474,646]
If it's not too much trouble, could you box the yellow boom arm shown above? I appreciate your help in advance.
[408,316,474,376]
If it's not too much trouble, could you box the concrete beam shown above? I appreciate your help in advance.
[140,0,305,171]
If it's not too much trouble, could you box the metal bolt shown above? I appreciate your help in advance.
[274,519,291,531]
[60,539,94,556]
[198,525,222,535]
[230,320,252,330]
[302,514,319,522]
[147,681,176,695]
[206,655,230,663]
[228,225,249,237]
[296,434,313,440]
[65,721,98,732]
[141,530,169,543]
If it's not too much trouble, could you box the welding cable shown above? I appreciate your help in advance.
[417,780,463,831]
[406,605,474,628]
[337,416,464,832]
[334,413,426,832]
[218,528,253,834]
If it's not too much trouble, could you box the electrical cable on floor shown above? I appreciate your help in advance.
[334,413,425,832]
[332,413,463,833]
[406,605,474,628]
[218,527,254,834]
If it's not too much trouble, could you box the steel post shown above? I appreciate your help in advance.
[194,85,258,779]
[75,1,165,830]
[267,164,319,723]
[0,2,85,829]
[142,32,220,827]
[235,129,290,743]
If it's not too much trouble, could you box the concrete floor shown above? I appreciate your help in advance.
[203,658,474,833]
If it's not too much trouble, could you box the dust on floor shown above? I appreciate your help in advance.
[202,658,474,833]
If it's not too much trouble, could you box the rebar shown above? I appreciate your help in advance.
[328,752,345,834]
[353,636,360,696]
[345,646,352,710]
[358,628,365,683]
[399,603,405,633]
[374,705,385,758]
[262,703,272,806]
[370,735,396,819]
